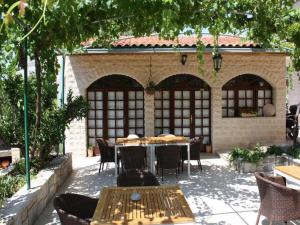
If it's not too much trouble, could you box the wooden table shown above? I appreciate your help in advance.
[115,136,190,177]
[91,185,195,225]
[274,165,300,185]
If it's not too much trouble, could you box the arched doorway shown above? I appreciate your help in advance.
[87,75,144,147]
[154,74,211,144]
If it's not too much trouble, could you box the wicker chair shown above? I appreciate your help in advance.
[119,146,146,172]
[254,172,300,225]
[96,139,118,173]
[117,170,160,187]
[156,145,181,181]
[53,193,98,225]
[181,137,204,172]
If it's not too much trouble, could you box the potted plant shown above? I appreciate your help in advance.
[145,81,157,95]
[87,145,95,157]
[239,109,257,117]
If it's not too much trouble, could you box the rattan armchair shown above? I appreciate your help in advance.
[119,146,146,172]
[254,172,300,225]
[156,145,181,181]
[117,170,160,187]
[96,138,118,173]
[53,193,98,225]
[181,137,204,171]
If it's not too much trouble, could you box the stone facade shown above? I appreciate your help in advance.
[0,153,72,225]
[64,52,286,156]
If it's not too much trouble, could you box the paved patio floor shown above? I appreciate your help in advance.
[35,154,300,225]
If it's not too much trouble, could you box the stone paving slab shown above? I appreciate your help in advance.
[35,154,300,225]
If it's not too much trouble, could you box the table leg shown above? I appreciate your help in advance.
[115,146,118,177]
[150,145,156,174]
[187,143,190,178]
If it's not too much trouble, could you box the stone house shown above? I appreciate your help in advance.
[63,35,286,157]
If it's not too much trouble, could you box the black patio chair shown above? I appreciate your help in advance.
[96,138,118,173]
[156,145,181,181]
[181,137,204,171]
[117,170,160,187]
[119,146,146,172]
[53,193,98,225]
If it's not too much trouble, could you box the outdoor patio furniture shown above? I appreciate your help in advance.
[156,145,181,181]
[119,146,146,171]
[274,165,300,185]
[181,137,204,171]
[117,170,160,187]
[96,138,118,173]
[53,193,98,225]
[254,172,300,225]
[91,185,195,225]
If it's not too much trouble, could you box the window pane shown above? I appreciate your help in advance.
[96,110,103,118]
[108,101,115,109]
[175,119,181,126]
[129,91,135,100]
[174,110,182,117]
[183,119,190,126]
[155,128,162,136]
[136,119,144,127]
[228,109,235,117]
[108,129,115,137]
[228,100,234,107]
[136,110,143,118]
[88,129,95,136]
[136,91,143,99]
[154,91,161,99]
[258,90,264,98]
[163,110,170,117]
[89,111,95,119]
[116,120,123,127]
[239,100,246,107]
[258,99,264,107]
[247,99,253,107]
[96,129,103,136]
[174,128,182,135]
[175,91,181,99]
[203,128,209,135]
[222,90,227,98]
[195,91,201,99]
[116,101,124,109]
[108,110,115,118]
[258,108,263,116]
[203,137,209,144]
[96,101,103,109]
[203,91,209,99]
[137,128,144,135]
[89,138,95,146]
[183,100,190,108]
[195,109,202,117]
[116,129,124,137]
[108,120,115,128]
[89,101,95,109]
[246,90,253,98]
[203,109,209,117]
[129,110,135,118]
[96,92,102,100]
[183,91,190,99]
[163,119,170,126]
[222,100,227,107]
[155,100,161,108]
[162,128,170,134]
[116,92,123,100]
[136,100,143,109]
[265,90,271,98]
[195,128,202,135]
[155,110,162,118]
[163,91,170,99]
[203,100,209,108]
[195,100,201,108]
[116,110,123,118]
[203,119,209,126]
[174,100,181,108]
[129,101,135,108]
[163,100,170,108]
[228,90,234,98]
[88,120,95,128]
[195,119,202,126]
[155,119,161,127]
[108,92,115,100]
[129,129,135,134]
[265,99,271,104]
[239,90,245,98]
[183,109,190,117]
[182,128,190,136]
[129,120,136,127]
[222,109,227,117]
[96,120,103,128]
[88,92,95,100]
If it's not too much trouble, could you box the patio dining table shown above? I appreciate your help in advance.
[115,136,191,178]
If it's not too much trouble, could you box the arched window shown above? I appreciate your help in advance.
[87,75,144,146]
[155,74,211,144]
[222,74,273,117]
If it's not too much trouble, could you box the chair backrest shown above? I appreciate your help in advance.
[254,172,300,221]
[156,145,180,169]
[96,139,114,161]
[119,146,146,170]
[117,170,160,187]
[190,137,204,157]
[53,193,98,225]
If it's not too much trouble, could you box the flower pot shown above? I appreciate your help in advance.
[87,147,94,157]
[206,145,212,153]
[242,162,257,173]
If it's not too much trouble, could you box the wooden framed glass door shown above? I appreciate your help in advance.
[87,75,144,148]
[155,74,211,144]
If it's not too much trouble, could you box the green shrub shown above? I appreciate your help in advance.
[287,145,300,159]
[266,145,285,156]
[229,143,265,164]
[0,175,25,206]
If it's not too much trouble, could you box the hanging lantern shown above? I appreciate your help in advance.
[212,52,222,72]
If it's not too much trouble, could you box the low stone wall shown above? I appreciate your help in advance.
[0,153,72,225]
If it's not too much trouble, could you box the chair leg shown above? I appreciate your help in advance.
[198,160,203,171]
[255,208,261,225]
[161,168,163,182]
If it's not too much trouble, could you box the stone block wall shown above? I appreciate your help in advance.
[0,153,72,225]
[64,52,286,156]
